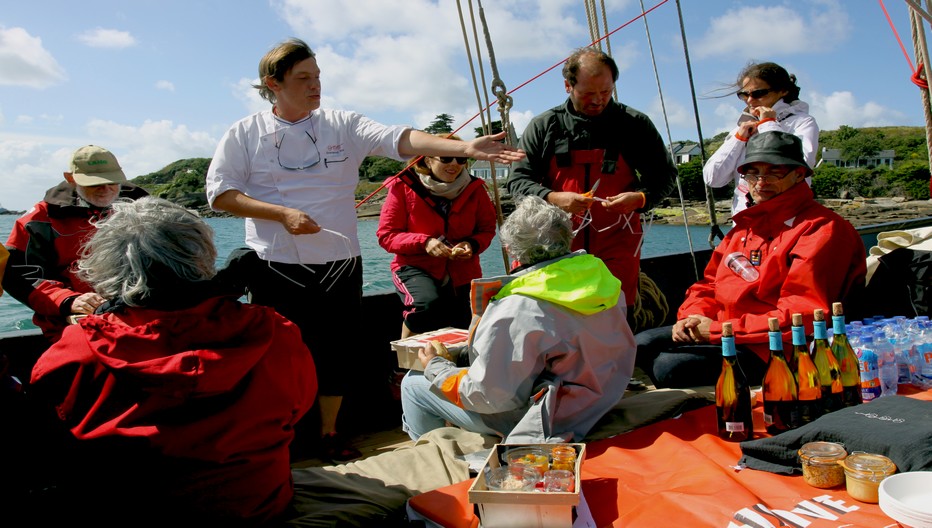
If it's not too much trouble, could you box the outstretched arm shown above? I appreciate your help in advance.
[398,130,525,165]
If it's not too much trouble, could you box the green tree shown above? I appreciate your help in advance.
[424,114,454,135]
[474,120,503,137]
[359,156,406,182]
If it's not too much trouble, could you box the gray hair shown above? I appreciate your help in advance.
[77,197,217,307]
[500,195,573,266]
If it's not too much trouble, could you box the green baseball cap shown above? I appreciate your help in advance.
[69,145,127,186]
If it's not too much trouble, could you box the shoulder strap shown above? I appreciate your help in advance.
[396,169,452,218]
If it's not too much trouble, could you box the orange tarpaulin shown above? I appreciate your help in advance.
[409,387,932,527]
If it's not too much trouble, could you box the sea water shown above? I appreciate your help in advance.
[0,215,724,333]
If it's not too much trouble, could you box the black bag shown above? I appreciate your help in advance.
[855,247,932,319]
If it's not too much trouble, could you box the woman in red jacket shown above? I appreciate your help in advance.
[378,134,498,338]
[29,197,317,525]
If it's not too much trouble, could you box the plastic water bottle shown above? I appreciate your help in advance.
[874,329,898,397]
[915,317,932,389]
[890,318,914,386]
[858,333,881,402]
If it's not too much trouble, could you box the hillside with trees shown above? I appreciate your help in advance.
[666,125,930,204]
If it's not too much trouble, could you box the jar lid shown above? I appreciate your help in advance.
[840,452,897,477]
[798,442,848,465]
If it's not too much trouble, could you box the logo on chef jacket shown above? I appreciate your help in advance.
[326,144,345,156]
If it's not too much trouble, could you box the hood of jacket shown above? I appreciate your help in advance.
[492,251,620,315]
[69,296,283,399]
[43,180,149,217]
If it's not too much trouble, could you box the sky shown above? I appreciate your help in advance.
[0,0,926,212]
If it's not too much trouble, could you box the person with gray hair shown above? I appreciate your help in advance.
[399,195,636,443]
[29,196,318,525]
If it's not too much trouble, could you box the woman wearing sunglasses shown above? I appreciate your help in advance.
[378,133,497,340]
[704,61,819,217]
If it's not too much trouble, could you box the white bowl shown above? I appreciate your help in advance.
[879,472,932,528]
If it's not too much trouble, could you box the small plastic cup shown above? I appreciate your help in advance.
[485,465,540,491]
[543,469,575,493]
[725,252,759,282]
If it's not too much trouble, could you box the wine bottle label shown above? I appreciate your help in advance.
[724,422,746,433]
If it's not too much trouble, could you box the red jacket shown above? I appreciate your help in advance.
[678,183,866,363]
[377,173,497,288]
[30,296,317,524]
[3,181,148,341]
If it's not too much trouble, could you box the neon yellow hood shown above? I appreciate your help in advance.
[492,254,621,315]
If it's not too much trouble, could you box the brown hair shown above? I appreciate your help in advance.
[562,47,619,87]
[735,61,801,103]
[253,38,316,103]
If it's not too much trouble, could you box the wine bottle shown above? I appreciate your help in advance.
[715,322,753,441]
[790,313,823,426]
[812,309,844,413]
[762,317,798,434]
[830,302,863,407]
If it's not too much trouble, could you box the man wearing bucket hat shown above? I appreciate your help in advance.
[3,145,148,343]
[635,131,866,388]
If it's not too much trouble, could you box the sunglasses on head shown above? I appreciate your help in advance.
[435,156,468,165]
[736,88,773,101]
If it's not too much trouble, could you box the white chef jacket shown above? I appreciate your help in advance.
[206,108,408,264]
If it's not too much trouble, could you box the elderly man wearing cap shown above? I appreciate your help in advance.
[3,145,148,343]
[635,131,866,388]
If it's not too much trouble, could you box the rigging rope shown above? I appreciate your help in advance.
[908,1,932,196]
[637,0,700,283]
[881,0,929,88]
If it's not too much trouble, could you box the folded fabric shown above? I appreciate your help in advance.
[739,395,932,475]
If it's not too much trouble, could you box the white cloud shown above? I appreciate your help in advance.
[0,26,67,88]
[77,28,136,49]
[807,91,905,131]
[155,80,175,92]
[694,0,848,58]
[0,120,218,211]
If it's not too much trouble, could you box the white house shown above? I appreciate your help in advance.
[469,160,510,182]
[818,147,895,169]
[669,141,702,165]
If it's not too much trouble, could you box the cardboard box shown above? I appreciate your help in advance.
[468,443,585,528]
[389,327,469,371]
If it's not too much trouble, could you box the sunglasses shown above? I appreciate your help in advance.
[736,88,773,101]
[435,156,469,165]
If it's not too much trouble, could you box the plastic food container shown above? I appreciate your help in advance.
[839,452,897,503]
[485,466,541,491]
[505,447,550,476]
[798,442,847,488]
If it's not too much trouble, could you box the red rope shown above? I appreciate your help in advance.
[879,0,928,88]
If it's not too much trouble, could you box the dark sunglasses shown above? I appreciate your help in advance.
[736,88,773,101]
[435,156,468,165]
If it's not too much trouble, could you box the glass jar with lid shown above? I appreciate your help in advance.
[838,452,897,503]
[798,441,847,488]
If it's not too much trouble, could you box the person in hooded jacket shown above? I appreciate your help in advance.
[3,145,148,343]
[703,61,819,218]
[377,133,498,338]
[28,197,317,526]
[399,195,636,444]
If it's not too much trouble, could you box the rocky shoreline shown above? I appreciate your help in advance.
[653,197,932,228]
